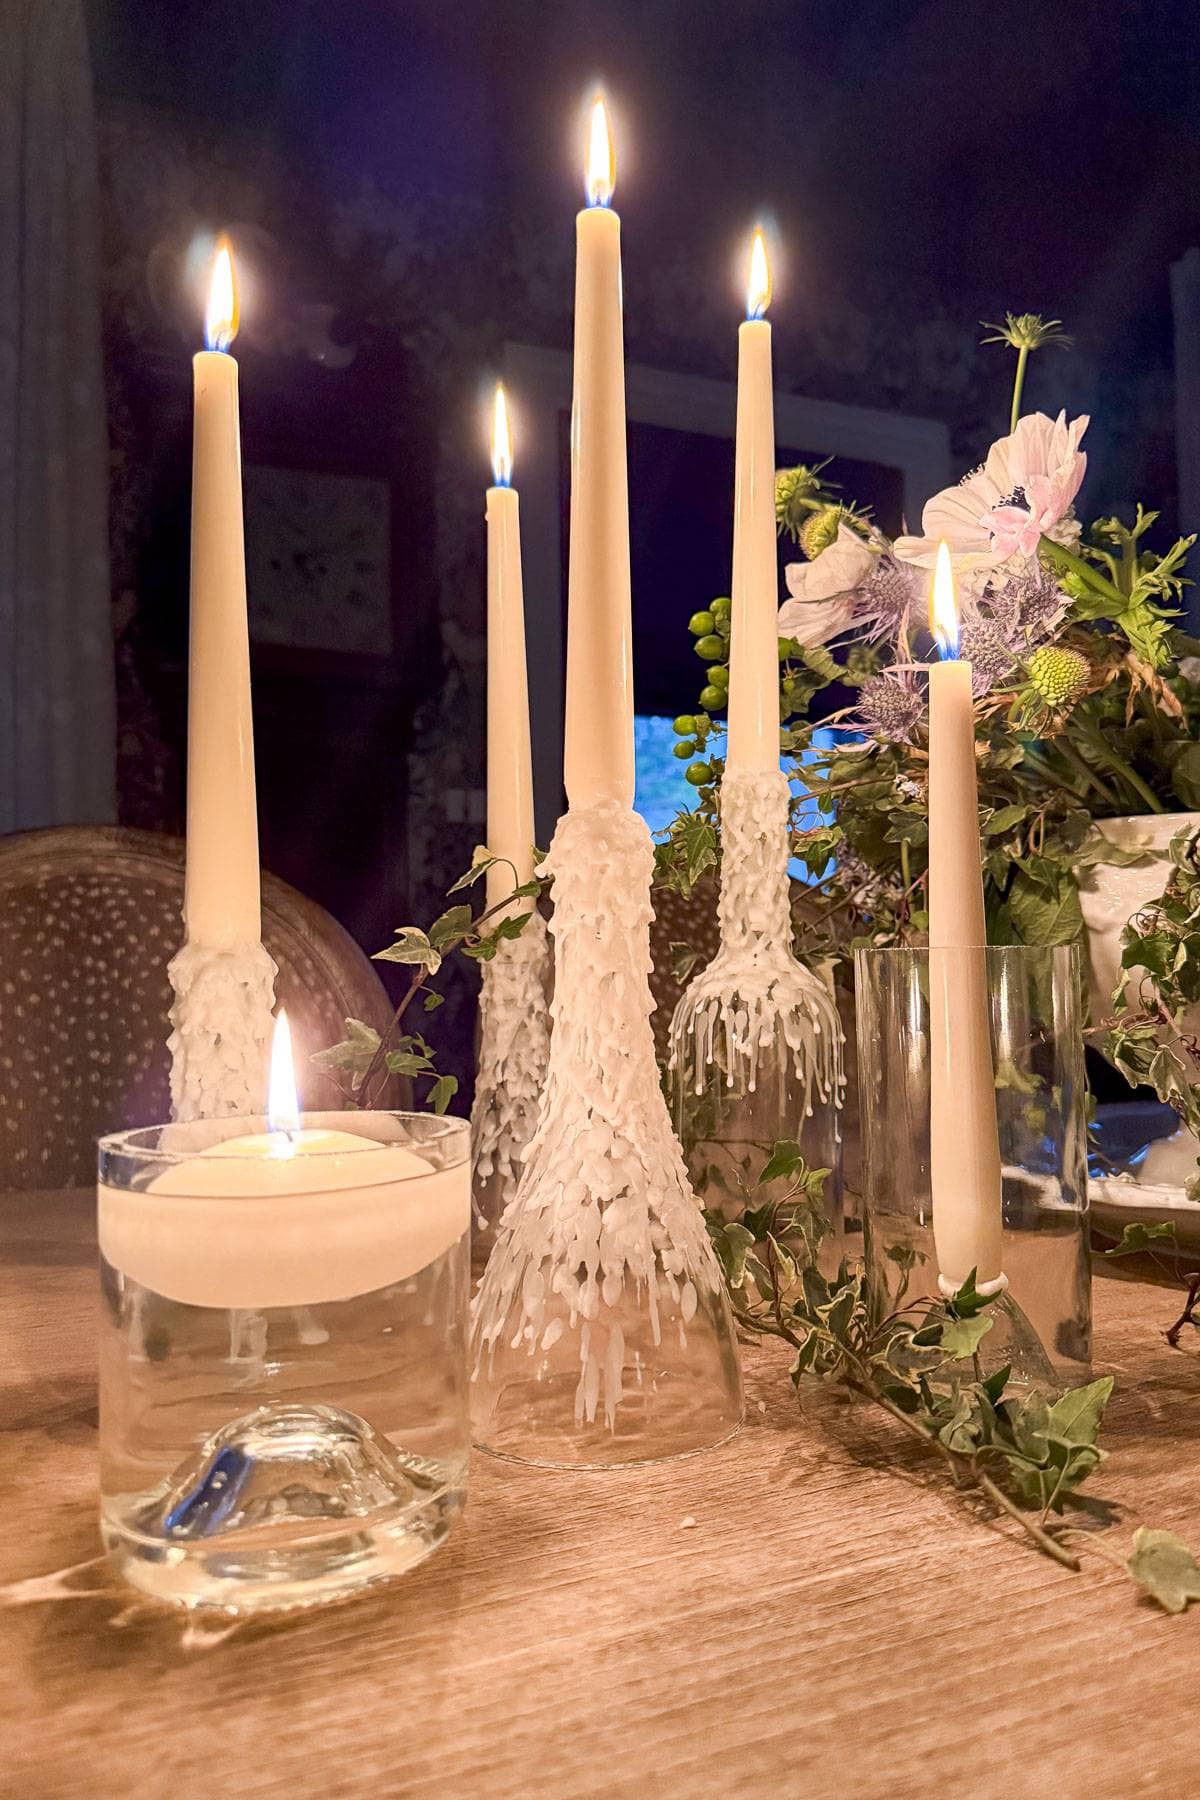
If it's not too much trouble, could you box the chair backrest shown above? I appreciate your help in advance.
[647,875,720,1066]
[0,827,396,1188]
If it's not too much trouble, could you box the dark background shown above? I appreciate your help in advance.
[85,0,1200,1095]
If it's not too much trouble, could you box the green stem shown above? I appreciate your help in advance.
[1017,743,1090,804]
[1010,345,1029,434]
[976,1473,1081,1571]
[1055,737,1124,810]
[1077,728,1165,815]
[1039,535,1126,612]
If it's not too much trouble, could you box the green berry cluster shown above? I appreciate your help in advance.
[675,595,733,784]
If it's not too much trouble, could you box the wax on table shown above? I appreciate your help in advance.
[726,228,780,774]
[562,95,635,811]
[184,237,261,948]
[926,543,1005,1294]
[485,385,536,913]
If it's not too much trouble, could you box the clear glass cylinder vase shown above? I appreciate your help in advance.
[670,991,844,1278]
[854,944,1091,1381]
[98,1110,470,1613]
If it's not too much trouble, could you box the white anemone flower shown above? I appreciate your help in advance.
[778,524,875,647]
[895,410,1088,574]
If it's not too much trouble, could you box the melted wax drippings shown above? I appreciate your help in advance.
[470,801,726,1429]
[470,908,552,1221]
[669,767,844,1114]
[167,939,277,1122]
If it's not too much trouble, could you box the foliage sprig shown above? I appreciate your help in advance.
[314,849,550,1112]
[707,1142,1200,1610]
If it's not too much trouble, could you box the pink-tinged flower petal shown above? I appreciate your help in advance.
[989,505,1042,560]
[920,468,1004,554]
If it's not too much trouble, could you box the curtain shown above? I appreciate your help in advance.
[1171,248,1200,629]
[0,0,115,831]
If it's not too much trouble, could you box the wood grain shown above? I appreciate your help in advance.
[2,1188,1199,1800]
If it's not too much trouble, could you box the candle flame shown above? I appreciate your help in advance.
[204,233,239,353]
[585,93,615,207]
[491,384,513,486]
[930,540,960,660]
[746,227,772,320]
[267,1009,301,1142]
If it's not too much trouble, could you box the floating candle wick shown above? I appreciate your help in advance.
[267,1010,300,1151]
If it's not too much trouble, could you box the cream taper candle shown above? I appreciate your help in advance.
[185,236,261,947]
[727,228,779,773]
[563,94,635,810]
[927,542,1005,1295]
[485,385,536,912]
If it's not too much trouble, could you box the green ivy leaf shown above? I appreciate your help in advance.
[984,804,1030,836]
[758,1139,806,1187]
[423,990,446,1012]
[310,1018,382,1090]
[428,905,474,951]
[670,941,701,984]
[1102,1221,1177,1257]
[447,849,503,894]
[461,913,533,961]
[1008,866,1084,947]
[374,927,442,973]
[938,1313,994,1360]
[427,1074,459,1115]
[1046,1376,1114,1448]
[1126,1528,1200,1614]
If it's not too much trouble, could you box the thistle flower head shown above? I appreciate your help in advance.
[799,503,843,561]
[855,555,921,643]
[959,618,1018,695]
[856,670,924,743]
[980,312,1074,354]
[775,462,833,541]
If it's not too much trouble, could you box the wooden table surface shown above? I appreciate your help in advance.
[4,1189,1200,1800]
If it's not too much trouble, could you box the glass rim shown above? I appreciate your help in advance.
[98,1108,470,1168]
[853,942,1080,963]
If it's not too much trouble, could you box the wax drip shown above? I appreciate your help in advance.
[669,766,844,1113]
[470,908,552,1224]
[470,801,729,1431]
[167,940,277,1122]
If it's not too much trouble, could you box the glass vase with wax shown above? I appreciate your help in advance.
[98,1012,471,1614]
[670,228,845,1276]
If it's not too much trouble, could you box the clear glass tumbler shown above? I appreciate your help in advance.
[98,1110,470,1613]
[854,945,1091,1380]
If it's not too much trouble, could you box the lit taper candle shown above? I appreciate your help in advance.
[485,385,536,912]
[727,227,779,772]
[185,236,261,948]
[563,93,635,809]
[927,541,1006,1295]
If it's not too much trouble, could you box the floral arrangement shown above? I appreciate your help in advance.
[657,312,1200,1128]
